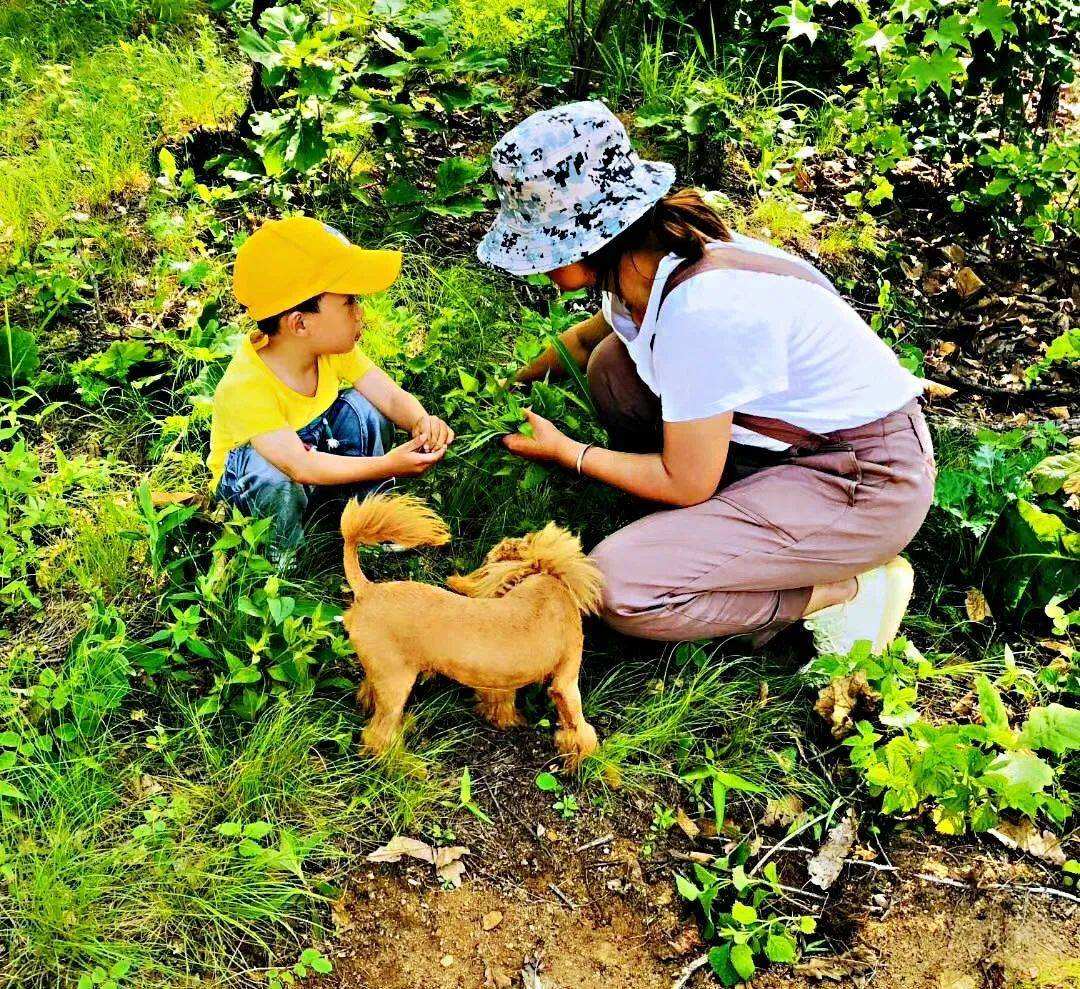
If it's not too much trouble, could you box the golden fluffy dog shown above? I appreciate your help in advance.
[341,493,604,766]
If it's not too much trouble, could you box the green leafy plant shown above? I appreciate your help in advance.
[676,841,817,983]
[808,642,1080,832]
[384,156,491,220]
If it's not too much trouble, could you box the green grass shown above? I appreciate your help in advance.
[580,649,833,807]
[1,693,456,987]
[0,18,245,255]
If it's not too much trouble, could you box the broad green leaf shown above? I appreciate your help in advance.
[1017,499,1067,545]
[458,370,479,393]
[0,325,39,390]
[765,931,798,963]
[383,178,424,206]
[1018,704,1080,756]
[902,50,965,95]
[731,901,757,924]
[971,0,1017,46]
[975,674,1013,745]
[1030,453,1080,496]
[675,874,701,900]
[708,945,740,986]
[426,197,486,217]
[770,1,819,44]
[983,751,1054,802]
[535,771,561,792]
[924,14,971,50]
[433,157,487,199]
[0,780,25,801]
[730,943,756,980]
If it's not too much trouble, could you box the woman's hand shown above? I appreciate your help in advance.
[502,409,579,467]
[411,413,455,453]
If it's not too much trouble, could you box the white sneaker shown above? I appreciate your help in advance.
[803,557,915,656]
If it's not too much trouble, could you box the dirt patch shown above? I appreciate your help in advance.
[317,827,1080,989]
[327,866,681,988]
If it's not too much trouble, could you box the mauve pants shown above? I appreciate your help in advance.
[585,334,937,643]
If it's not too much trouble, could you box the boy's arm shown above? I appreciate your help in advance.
[251,427,444,486]
[354,367,454,452]
[515,310,612,384]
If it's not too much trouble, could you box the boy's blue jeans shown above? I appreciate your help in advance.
[216,389,391,550]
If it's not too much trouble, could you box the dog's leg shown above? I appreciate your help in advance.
[548,652,598,770]
[475,688,526,730]
[355,677,375,714]
[362,663,418,755]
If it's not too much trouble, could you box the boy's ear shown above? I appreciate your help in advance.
[281,310,308,337]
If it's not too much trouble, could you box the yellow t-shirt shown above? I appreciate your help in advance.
[207,332,376,487]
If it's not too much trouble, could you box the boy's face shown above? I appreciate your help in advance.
[292,292,362,354]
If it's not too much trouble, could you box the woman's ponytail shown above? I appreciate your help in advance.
[648,188,732,262]
[583,187,731,296]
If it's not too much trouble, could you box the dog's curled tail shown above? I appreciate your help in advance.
[448,523,604,615]
[341,493,451,596]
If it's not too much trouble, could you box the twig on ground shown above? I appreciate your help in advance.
[844,860,1080,905]
[548,882,579,910]
[749,811,831,877]
[671,954,710,989]
[574,833,614,853]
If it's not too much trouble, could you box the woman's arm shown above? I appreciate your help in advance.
[503,409,731,507]
[515,310,613,384]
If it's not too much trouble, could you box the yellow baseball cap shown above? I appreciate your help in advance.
[233,216,403,321]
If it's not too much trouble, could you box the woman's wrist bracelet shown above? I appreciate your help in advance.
[575,442,595,475]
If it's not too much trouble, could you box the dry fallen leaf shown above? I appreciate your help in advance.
[1039,639,1074,657]
[795,946,877,980]
[675,808,700,840]
[520,955,545,989]
[657,926,703,960]
[367,836,469,887]
[936,340,958,357]
[481,910,503,931]
[815,672,881,739]
[953,266,985,298]
[990,818,1067,866]
[150,489,201,507]
[808,812,858,890]
[761,794,806,828]
[921,378,958,400]
[900,259,925,281]
[965,588,992,623]
[941,244,965,264]
[1048,406,1071,421]
[367,836,435,864]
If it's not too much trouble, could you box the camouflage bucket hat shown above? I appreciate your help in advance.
[477,101,676,276]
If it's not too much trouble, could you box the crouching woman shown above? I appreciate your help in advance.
[476,102,936,655]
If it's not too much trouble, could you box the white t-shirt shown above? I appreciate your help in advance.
[601,234,922,450]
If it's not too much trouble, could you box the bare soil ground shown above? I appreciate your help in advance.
[320,831,1079,989]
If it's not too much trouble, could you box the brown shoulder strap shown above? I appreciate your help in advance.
[655,245,842,452]
[658,243,839,311]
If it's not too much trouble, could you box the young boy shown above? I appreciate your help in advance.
[208,216,454,548]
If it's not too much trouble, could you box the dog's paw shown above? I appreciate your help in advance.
[554,723,599,769]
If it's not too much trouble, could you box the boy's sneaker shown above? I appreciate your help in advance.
[803,556,914,656]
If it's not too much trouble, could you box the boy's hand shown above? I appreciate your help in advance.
[410,413,455,453]
[385,435,446,476]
